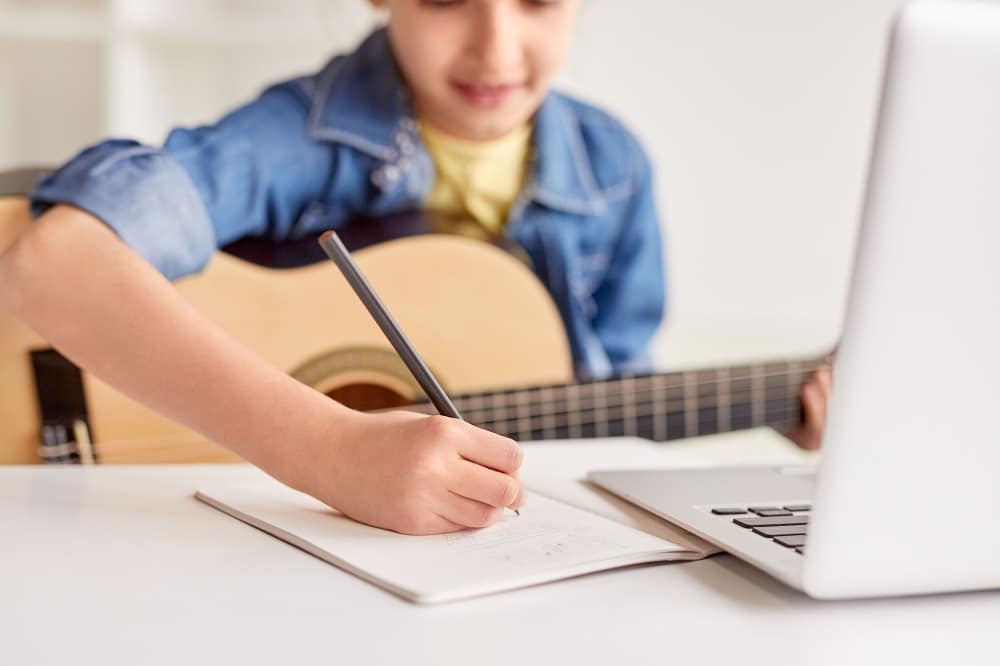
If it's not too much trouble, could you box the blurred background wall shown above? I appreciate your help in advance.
[0,0,909,368]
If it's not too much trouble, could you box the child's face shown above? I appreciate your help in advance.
[377,0,581,140]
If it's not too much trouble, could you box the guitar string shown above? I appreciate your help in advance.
[350,361,820,438]
[463,363,812,436]
[448,367,817,421]
[455,388,806,425]
[449,361,824,406]
[477,405,803,440]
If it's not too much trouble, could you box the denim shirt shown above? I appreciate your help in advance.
[32,29,666,379]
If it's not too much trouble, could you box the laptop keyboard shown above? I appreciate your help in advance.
[711,505,811,554]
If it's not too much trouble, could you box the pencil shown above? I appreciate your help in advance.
[317,230,520,516]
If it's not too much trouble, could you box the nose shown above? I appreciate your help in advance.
[468,2,521,75]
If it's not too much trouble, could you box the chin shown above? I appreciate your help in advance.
[463,113,532,140]
[436,97,531,138]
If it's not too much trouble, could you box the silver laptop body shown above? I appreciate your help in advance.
[590,0,1000,599]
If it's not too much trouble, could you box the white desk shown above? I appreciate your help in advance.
[3,432,997,666]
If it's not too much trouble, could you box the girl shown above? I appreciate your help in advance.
[0,0,830,534]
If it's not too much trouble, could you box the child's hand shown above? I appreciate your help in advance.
[784,366,833,450]
[295,409,526,536]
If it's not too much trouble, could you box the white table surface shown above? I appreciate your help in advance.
[3,431,997,666]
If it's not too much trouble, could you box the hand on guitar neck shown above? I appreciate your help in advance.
[783,365,833,451]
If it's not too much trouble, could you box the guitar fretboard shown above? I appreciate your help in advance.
[433,357,825,442]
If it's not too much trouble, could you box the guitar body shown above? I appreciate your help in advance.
[0,198,573,463]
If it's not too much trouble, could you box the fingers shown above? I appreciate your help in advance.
[438,492,505,529]
[816,366,833,403]
[794,367,833,450]
[456,428,523,474]
[427,514,467,534]
[397,513,467,536]
[798,383,824,450]
[324,412,526,536]
[509,471,527,510]
[449,458,526,510]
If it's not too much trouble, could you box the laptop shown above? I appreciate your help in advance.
[589,0,1000,600]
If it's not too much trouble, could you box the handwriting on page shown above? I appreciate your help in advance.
[442,514,635,567]
[444,520,543,547]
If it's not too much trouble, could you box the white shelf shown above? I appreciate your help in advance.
[122,18,329,47]
[0,7,106,41]
[0,0,371,171]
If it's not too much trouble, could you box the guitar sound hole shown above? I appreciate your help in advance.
[327,384,412,412]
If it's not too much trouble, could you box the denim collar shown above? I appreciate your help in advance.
[307,28,606,215]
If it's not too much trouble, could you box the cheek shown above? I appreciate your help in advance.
[526,25,574,84]
[525,48,564,90]
[390,26,457,92]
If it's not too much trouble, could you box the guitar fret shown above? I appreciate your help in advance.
[751,364,765,427]
[568,383,583,439]
[594,381,609,438]
[463,393,486,413]
[653,374,666,441]
[514,388,531,443]
[764,361,789,426]
[717,366,731,434]
[622,376,637,437]
[698,369,720,436]
[682,371,697,438]
[491,390,506,433]
[540,386,557,439]
[786,360,801,428]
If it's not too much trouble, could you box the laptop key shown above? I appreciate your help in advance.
[783,504,812,512]
[774,535,807,548]
[752,525,808,537]
[748,506,780,514]
[711,508,748,515]
[733,515,809,528]
[753,509,793,517]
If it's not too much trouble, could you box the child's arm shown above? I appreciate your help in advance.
[0,205,525,534]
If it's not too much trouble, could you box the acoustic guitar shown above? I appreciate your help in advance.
[0,194,825,464]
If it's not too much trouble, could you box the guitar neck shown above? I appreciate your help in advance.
[444,357,826,442]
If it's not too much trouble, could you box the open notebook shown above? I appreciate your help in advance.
[196,464,717,604]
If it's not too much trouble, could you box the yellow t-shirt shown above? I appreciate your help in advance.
[420,122,532,237]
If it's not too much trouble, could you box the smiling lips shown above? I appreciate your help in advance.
[452,80,523,108]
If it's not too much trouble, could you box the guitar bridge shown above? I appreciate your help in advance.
[30,348,96,464]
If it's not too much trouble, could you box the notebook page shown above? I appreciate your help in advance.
[196,472,688,604]
[521,441,719,556]
[527,477,719,557]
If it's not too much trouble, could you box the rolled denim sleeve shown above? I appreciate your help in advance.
[31,80,334,281]
[592,148,667,374]
[32,140,216,280]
